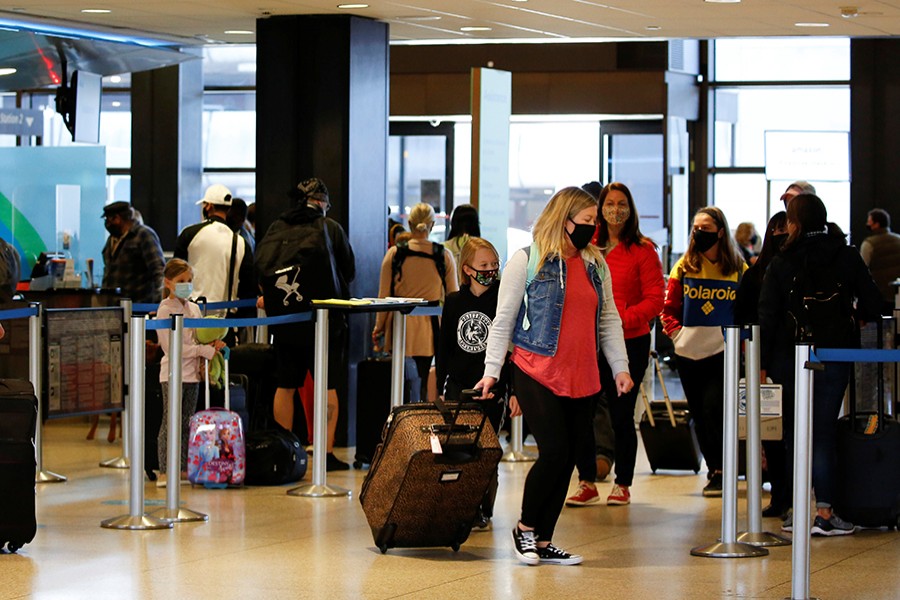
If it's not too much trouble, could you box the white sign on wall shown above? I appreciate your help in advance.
[764,130,850,182]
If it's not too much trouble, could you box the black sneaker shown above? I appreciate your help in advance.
[325,453,350,471]
[811,513,857,537]
[537,543,583,565]
[511,527,540,565]
[702,473,723,497]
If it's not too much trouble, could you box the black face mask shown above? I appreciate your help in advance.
[104,222,123,238]
[567,219,595,251]
[692,229,720,253]
[770,233,789,249]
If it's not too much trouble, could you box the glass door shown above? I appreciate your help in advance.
[600,120,666,247]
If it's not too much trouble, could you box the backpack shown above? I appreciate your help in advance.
[787,251,855,348]
[390,241,446,296]
[255,218,341,316]
[0,238,20,303]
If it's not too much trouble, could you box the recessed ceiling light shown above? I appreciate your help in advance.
[646,25,662,31]
[460,26,492,32]
[224,30,254,35]
[0,68,16,76]
[111,101,121,107]
[397,15,442,21]
[109,75,122,83]
[81,8,112,14]
[705,0,741,3]
[337,3,369,8]
[794,22,830,27]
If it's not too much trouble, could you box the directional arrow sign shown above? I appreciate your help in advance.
[0,109,44,137]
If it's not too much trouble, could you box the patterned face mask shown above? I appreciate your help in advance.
[602,204,630,225]
[470,268,499,286]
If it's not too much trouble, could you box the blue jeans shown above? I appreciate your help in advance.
[780,361,850,508]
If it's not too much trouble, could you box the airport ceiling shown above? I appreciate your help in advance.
[3,1,899,45]
[0,1,896,90]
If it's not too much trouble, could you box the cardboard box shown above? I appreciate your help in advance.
[738,383,783,441]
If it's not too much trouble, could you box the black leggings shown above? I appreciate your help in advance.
[676,352,724,473]
[513,364,594,542]
[574,334,651,486]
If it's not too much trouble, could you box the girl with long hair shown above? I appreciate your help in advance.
[476,186,631,566]
[661,206,747,497]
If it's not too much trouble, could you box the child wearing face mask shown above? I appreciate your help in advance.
[436,237,507,531]
[155,258,225,487]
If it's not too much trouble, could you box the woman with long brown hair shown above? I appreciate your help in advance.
[661,206,747,497]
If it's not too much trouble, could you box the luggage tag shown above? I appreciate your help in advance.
[429,425,443,454]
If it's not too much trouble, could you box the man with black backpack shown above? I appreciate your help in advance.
[255,177,355,471]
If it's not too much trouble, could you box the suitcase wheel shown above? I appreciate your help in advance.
[353,461,364,470]
[694,468,700,474]
[7,542,20,553]
[451,543,460,552]
[378,544,388,554]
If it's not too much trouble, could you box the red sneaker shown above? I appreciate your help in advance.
[607,484,631,505]
[565,482,600,506]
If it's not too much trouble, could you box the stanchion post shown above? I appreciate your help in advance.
[101,299,131,469]
[738,324,790,547]
[255,307,269,344]
[288,308,350,498]
[501,416,537,462]
[31,303,66,483]
[101,316,172,530]
[148,314,207,523]
[390,309,407,408]
[691,326,768,558]
[788,343,816,600]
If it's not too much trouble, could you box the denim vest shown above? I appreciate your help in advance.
[512,250,605,356]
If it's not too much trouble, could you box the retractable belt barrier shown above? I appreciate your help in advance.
[0,304,67,483]
[786,345,900,600]
[691,326,768,559]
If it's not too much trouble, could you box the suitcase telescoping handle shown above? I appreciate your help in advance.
[647,350,677,428]
[203,348,230,412]
[431,392,489,453]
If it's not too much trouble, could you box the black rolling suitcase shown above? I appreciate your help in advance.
[639,352,703,474]
[0,379,38,553]
[354,357,421,468]
[359,399,502,553]
[835,317,900,528]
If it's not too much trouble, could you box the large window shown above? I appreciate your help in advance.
[711,38,851,236]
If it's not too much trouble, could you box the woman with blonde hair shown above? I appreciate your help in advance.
[476,186,631,566]
[374,203,458,400]
[661,206,747,497]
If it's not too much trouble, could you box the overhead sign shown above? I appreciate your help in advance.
[0,108,43,137]
[764,130,849,182]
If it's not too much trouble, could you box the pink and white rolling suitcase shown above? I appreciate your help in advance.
[187,350,246,487]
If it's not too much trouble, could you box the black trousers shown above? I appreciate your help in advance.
[513,364,594,541]
[675,352,725,473]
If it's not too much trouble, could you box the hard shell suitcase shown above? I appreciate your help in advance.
[188,354,246,488]
[835,317,900,528]
[0,379,38,553]
[359,400,502,553]
[639,353,703,474]
[354,357,421,468]
[244,428,308,485]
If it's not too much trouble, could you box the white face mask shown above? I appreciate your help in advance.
[174,282,193,299]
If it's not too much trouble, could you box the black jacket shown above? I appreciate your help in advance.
[261,204,356,298]
[758,232,881,372]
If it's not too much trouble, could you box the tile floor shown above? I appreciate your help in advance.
[3,419,900,600]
